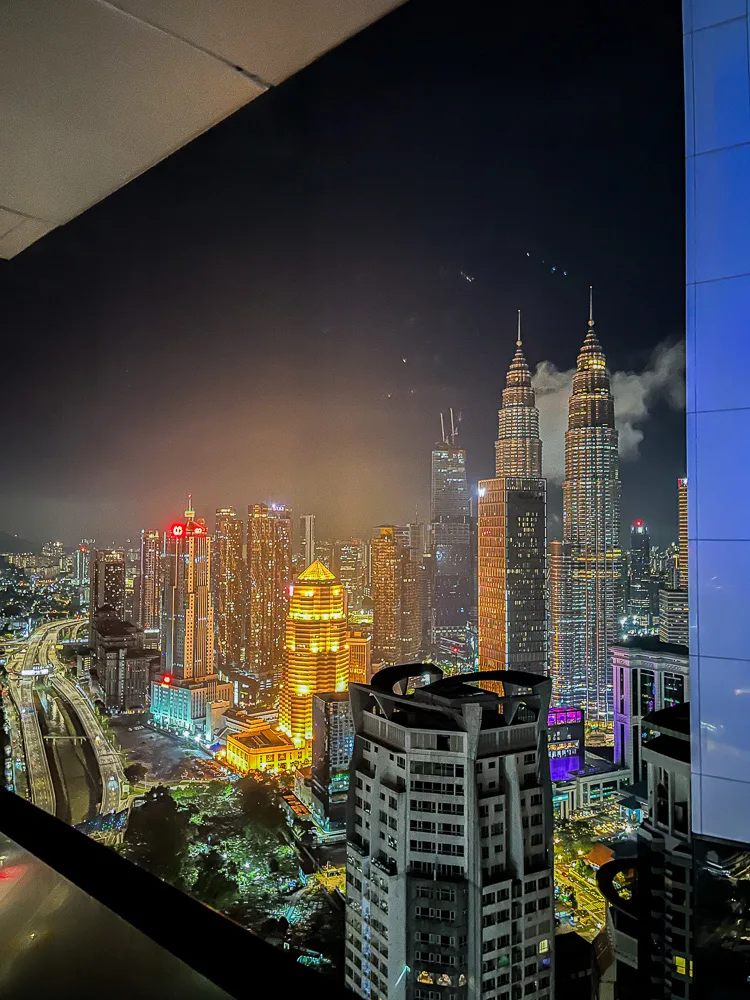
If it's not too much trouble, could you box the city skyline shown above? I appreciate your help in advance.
[0,0,685,547]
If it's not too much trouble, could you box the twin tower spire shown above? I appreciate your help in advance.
[495,288,606,479]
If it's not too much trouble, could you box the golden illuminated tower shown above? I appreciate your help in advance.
[214,507,244,670]
[677,477,688,591]
[280,560,348,746]
[478,311,546,675]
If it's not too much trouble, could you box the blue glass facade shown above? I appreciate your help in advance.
[684,0,750,844]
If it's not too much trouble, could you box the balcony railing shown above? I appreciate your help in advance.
[0,788,352,999]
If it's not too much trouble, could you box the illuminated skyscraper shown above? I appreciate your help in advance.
[247,503,292,692]
[151,499,231,737]
[677,476,688,591]
[334,538,365,610]
[279,560,348,746]
[431,414,473,638]
[137,528,162,630]
[371,526,420,664]
[89,548,126,637]
[478,312,547,675]
[627,520,651,629]
[547,540,573,704]
[346,630,371,684]
[214,507,244,671]
[561,290,622,719]
[161,499,214,681]
[299,514,315,570]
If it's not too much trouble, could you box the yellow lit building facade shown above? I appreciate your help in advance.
[279,560,348,747]
[226,722,306,774]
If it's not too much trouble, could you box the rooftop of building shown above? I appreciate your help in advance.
[95,616,142,639]
[611,634,689,657]
[352,664,551,734]
[313,691,350,706]
[227,725,296,752]
[643,701,690,740]
[297,559,336,582]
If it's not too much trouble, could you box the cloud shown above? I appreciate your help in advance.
[532,340,685,482]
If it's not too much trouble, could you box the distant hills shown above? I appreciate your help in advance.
[0,532,38,554]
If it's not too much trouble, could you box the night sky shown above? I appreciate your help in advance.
[0,0,686,549]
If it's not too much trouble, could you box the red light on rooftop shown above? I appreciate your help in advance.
[170,523,185,538]
[162,674,172,685]
[634,520,643,527]
[192,525,204,535]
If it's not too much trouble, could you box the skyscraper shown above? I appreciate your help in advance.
[214,507,244,671]
[334,538,365,611]
[299,513,315,570]
[371,526,420,664]
[478,311,547,676]
[547,540,573,705]
[161,499,214,681]
[431,415,473,639]
[559,290,622,720]
[246,503,293,692]
[151,499,231,738]
[346,630,371,684]
[346,666,555,1000]
[310,691,355,840]
[137,528,162,631]
[677,476,688,592]
[627,520,651,629]
[279,560,348,747]
[89,548,126,637]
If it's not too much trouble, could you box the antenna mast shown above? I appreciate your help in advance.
[440,412,446,444]
[450,407,457,445]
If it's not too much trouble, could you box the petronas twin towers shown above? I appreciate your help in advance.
[478,292,621,722]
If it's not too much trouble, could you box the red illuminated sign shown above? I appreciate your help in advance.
[171,523,185,538]
[162,674,172,685]
[193,525,204,535]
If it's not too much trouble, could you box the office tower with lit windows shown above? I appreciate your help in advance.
[627,520,651,629]
[279,560,348,748]
[151,500,231,738]
[560,291,622,720]
[310,691,355,840]
[371,526,420,664]
[89,548,126,637]
[677,477,688,591]
[299,514,315,570]
[315,538,333,569]
[214,507,244,671]
[346,630,371,684]
[160,501,214,681]
[547,540,573,705]
[431,414,473,639]
[75,540,94,585]
[137,528,162,631]
[246,503,293,692]
[345,666,555,1000]
[334,538,365,611]
[478,312,546,677]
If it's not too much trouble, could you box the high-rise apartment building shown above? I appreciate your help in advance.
[89,548,126,637]
[558,291,622,720]
[279,560,348,747]
[151,500,231,738]
[246,503,293,692]
[597,703,693,1000]
[478,313,546,676]
[627,520,651,629]
[299,514,315,570]
[137,529,162,631]
[431,415,473,638]
[371,526,420,664]
[345,666,555,1000]
[214,507,244,671]
[612,636,689,783]
[677,477,688,592]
